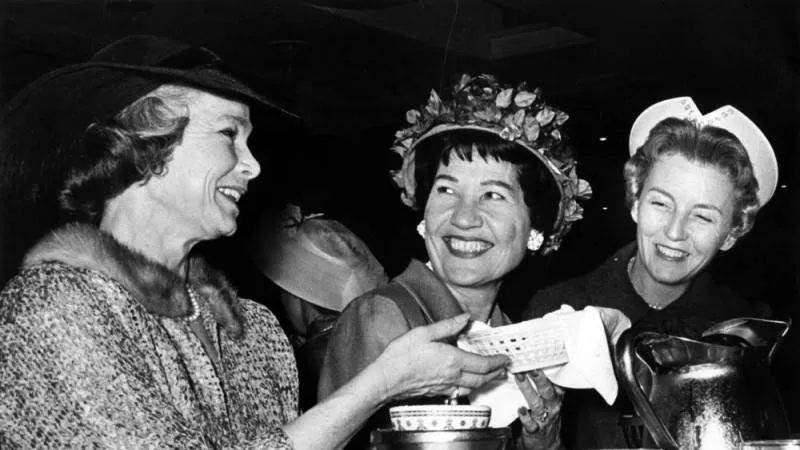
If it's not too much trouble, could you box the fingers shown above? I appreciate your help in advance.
[407,313,471,342]
[518,406,541,434]
[518,403,563,450]
[528,370,560,401]
[516,371,563,402]
[427,364,507,399]
[454,348,511,375]
[515,370,563,436]
[405,315,510,374]
[515,372,541,402]
[456,366,507,389]
[380,316,512,401]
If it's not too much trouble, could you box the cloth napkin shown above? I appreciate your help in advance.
[459,305,631,427]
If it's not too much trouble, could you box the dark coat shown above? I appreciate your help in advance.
[522,242,769,450]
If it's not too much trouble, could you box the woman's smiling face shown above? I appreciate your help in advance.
[632,152,738,288]
[143,90,261,240]
[423,149,531,290]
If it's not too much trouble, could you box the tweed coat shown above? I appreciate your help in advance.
[0,223,300,449]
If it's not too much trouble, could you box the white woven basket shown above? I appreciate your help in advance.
[458,315,569,373]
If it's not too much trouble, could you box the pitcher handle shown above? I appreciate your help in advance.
[615,329,679,450]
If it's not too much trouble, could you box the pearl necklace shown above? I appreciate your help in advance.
[627,256,668,311]
[185,284,201,322]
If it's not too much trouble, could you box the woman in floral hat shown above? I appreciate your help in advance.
[522,97,778,449]
[319,74,591,450]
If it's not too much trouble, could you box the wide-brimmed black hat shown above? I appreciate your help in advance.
[0,34,297,166]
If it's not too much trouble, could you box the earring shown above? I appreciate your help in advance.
[527,229,544,251]
[416,220,426,239]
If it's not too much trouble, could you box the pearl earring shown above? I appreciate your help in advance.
[527,229,544,251]
[416,220,426,239]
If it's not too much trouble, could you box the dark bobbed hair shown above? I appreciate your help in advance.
[623,117,760,238]
[413,129,561,236]
[59,84,197,224]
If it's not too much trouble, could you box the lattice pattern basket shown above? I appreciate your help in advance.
[458,315,569,373]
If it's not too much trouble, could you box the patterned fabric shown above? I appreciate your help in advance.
[0,224,299,449]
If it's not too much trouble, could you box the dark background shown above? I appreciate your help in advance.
[1,0,797,321]
[2,0,799,414]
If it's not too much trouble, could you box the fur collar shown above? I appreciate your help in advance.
[23,222,244,338]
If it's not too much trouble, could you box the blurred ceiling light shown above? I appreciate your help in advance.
[599,136,607,142]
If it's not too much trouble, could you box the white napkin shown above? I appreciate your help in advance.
[542,305,631,404]
[459,306,631,427]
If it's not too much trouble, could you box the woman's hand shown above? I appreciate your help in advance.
[285,314,509,450]
[373,313,511,401]
[515,370,564,450]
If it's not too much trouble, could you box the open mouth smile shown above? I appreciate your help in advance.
[443,236,493,258]
[654,244,688,261]
[217,186,244,204]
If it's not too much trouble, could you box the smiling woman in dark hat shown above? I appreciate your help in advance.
[0,35,510,449]
[0,33,293,287]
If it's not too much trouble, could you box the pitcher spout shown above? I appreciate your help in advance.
[701,317,791,362]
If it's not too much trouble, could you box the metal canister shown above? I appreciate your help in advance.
[370,428,512,450]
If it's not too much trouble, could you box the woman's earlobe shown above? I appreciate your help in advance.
[720,233,738,251]
[630,200,640,224]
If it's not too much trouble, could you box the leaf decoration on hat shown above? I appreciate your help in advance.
[514,90,537,108]
[496,88,514,108]
[389,73,592,254]
[406,109,421,125]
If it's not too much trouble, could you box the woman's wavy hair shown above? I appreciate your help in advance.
[623,117,760,239]
[59,84,197,224]
[413,129,562,236]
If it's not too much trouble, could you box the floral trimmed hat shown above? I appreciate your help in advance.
[390,73,592,254]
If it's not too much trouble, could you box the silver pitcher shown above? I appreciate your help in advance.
[615,317,792,450]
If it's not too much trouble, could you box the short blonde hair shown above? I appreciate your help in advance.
[624,117,760,239]
[59,84,199,224]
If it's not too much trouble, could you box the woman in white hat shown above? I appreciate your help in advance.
[0,35,511,449]
[522,97,778,449]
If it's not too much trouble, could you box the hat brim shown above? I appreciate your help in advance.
[0,57,300,177]
[32,61,298,119]
[249,216,388,312]
[628,97,778,206]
